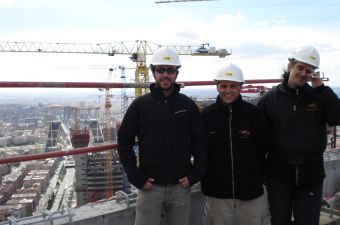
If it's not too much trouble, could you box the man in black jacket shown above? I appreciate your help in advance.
[118,47,206,225]
[201,63,270,225]
[258,46,340,225]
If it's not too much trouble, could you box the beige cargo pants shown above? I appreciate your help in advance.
[204,194,271,225]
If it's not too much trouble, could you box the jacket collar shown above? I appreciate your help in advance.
[216,94,243,111]
[150,83,180,100]
[278,81,313,96]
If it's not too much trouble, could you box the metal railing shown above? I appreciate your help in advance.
[0,205,74,225]
[116,190,137,208]
[324,148,340,161]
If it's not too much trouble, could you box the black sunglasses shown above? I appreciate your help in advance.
[155,67,178,74]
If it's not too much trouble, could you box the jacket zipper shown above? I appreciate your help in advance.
[293,89,303,186]
[228,106,236,207]
[293,103,298,186]
[295,165,299,186]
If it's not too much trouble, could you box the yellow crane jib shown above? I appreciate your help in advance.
[0,40,231,96]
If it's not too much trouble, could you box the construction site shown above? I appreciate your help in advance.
[0,40,230,219]
[0,0,340,216]
[0,38,339,225]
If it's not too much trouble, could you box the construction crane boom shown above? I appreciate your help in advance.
[0,39,231,200]
[0,40,229,57]
[0,40,231,96]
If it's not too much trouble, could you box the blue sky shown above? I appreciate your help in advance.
[0,0,340,92]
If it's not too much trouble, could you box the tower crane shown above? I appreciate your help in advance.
[0,40,231,96]
[87,65,134,118]
[102,68,114,198]
[0,40,230,199]
[101,66,132,198]
[117,65,135,117]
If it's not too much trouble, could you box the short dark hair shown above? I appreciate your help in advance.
[150,65,156,73]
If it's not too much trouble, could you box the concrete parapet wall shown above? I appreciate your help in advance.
[324,155,340,197]
[56,189,206,225]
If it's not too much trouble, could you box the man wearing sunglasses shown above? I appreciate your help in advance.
[118,47,206,225]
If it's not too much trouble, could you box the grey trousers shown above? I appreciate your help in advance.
[135,184,191,225]
[204,194,271,225]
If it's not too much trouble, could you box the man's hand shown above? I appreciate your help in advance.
[179,176,190,188]
[308,71,324,88]
[142,178,155,190]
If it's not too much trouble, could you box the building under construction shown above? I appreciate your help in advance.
[0,40,339,224]
[70,118,128,206]
[43,104,129,206]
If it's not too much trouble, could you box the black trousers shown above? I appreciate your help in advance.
[266,179,323,225]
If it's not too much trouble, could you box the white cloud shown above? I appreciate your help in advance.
[176,30,200,40]
[214,11,246,27]
[273,17,286,25]
[0,0,15,8]
[1,7,340,88]
[251,20,270,27]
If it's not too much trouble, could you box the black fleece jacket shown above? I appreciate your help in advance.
[257,82,340,186]
[118,83,206,189]
[201,95,268,200]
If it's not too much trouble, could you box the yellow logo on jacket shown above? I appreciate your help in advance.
[306,102,319,111]
[238,129,251,138]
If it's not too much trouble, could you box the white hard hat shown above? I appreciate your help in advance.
[289,46,320,68]
[150,47,181,67]
[214,63,244,83]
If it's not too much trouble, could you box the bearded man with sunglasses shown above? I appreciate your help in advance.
[118,46,206,225]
